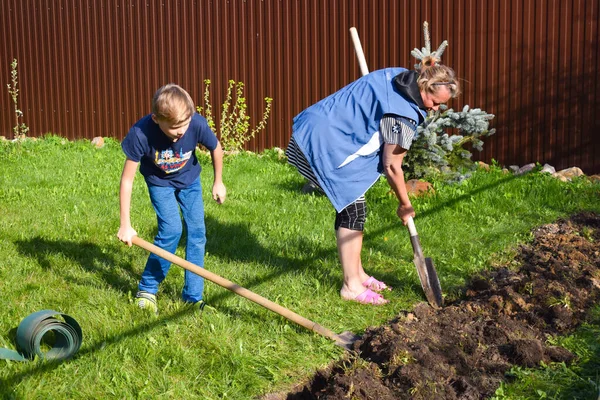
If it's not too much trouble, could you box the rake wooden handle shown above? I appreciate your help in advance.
[131,236,338,340]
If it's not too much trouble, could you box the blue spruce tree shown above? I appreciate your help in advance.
[404,22,496,181]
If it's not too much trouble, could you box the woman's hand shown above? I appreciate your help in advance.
[397,204,415,225]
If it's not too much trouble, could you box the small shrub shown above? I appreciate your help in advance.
[6,58,29,139]
[197,79,273,152]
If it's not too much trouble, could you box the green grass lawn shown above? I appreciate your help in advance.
[0,136,599,399]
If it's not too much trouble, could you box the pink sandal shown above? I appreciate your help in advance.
[344,288,389,305]
[362,276,392,292]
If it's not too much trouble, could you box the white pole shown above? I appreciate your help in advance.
[349,27,369,76]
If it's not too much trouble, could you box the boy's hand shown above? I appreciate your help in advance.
[117,226,138,247]
[397,204,415,225]
[212,182,227,204]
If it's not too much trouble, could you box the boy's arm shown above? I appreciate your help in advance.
[117,158,139,246]
[382,143,415,225]
[209,141,226,204]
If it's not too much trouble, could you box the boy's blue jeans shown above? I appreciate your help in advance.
[139,178,206,303]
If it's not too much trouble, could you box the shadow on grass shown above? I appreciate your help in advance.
[368,172,519,235]
[273,177,327,196]
[13,238,139,295]
[203,215,341,291]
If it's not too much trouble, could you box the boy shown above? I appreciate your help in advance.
[117,83,226,313]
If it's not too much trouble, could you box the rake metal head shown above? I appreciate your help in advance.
[333,331,361,351]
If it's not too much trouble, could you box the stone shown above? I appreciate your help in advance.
[552,172,569,182]
[518,163,536,175]
[555,167,584,181]
[509,165,520,173]
[588,175,600,183]
[476,161,490,170]
[540,164,556,174]
[91,136,104,148]
[406,179,435,196]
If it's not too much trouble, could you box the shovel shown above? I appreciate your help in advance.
[130,236,360,350]
[406,217,443,308]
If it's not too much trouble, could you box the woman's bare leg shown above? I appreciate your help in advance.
[337,227,372,298]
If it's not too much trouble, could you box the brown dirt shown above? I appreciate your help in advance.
[278,212,600,399]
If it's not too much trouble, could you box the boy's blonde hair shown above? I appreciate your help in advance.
[417,64,461,98]
[151,84,195,123]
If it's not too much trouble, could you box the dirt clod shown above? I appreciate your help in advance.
[281,212,600,399]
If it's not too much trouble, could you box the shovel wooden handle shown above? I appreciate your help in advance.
[349,27,369,76]
[407,216,418,237]
[131,236,338,340]
[407,217,425,258]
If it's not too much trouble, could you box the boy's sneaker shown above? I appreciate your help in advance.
[194,300,206,311]
[185,299,206,312]
[136,291,158,314]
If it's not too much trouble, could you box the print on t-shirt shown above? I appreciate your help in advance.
[154,148,193,174]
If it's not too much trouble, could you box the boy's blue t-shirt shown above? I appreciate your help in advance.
[121,113,218,188]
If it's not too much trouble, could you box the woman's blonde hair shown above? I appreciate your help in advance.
[151,84,195,123]
[417,62,461,98]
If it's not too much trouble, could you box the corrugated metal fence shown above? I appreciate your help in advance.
[1,0,599,174]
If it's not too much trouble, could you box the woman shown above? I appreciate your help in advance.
[286,62,460,305]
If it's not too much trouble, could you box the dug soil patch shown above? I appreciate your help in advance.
[281,212,600,399]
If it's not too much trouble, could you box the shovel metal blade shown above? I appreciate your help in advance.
[425,257,443,308]
[413,255,444,309]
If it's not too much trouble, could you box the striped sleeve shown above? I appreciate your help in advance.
[379,115,417,150]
